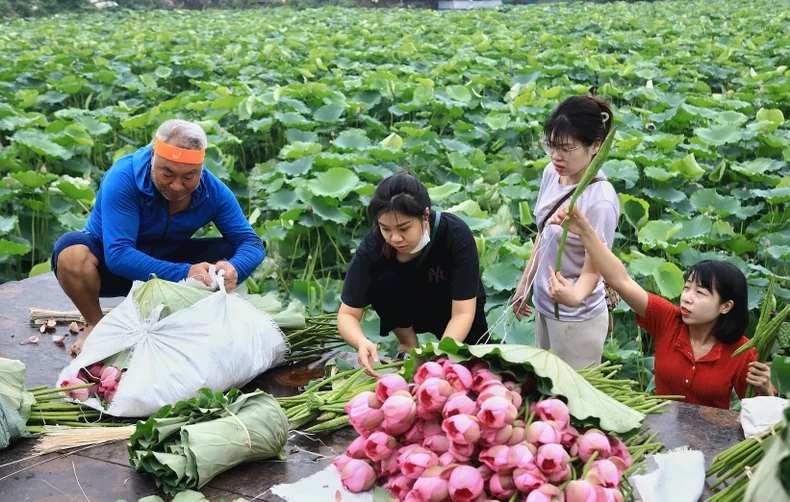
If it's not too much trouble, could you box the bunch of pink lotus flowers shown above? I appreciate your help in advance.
[61,362,123,405]
[333,357,632,502]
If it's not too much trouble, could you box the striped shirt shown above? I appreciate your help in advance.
[636,293,756,410]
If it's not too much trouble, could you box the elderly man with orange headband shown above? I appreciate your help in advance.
[51,119,266,355]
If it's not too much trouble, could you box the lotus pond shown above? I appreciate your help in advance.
[0,0,788,390]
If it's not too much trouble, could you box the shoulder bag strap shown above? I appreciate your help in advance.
[538,177,604,234]
[415,210,441,270]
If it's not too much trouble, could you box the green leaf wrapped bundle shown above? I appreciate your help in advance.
[554,125,618,320]
[129,388,289,496]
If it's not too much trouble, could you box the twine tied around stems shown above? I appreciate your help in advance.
[224,406,252,457]
[744,466,754,479]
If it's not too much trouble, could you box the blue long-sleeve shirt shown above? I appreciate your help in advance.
[84,145,265,283]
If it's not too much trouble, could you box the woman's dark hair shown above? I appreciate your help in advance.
[686,260,748,344]
[543,95,614,148]
[368,170,431,221]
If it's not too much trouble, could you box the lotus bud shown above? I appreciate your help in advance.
[347,435,370,459]
[564,480,597,502]
[527,420,562,447]
[401,419,425,445]
[103,389,116,404]
[479,445,512,473]
[443,392,477,419]
[376,373,409,402]
[333,453,353,471]
[448,465,484,502]
[340,459,376,493]
[85,362,105,380]
[414,362,445,385]
[346,391,385,433]
[69,321,80,334]
[509,390,523,410]
[575,429,611,463]
[100,366,122,385]
[512,463,547,492]
[477,381,509,402]
[379,453,399,478]
[444,363,473,393]
[422,418,443,438]
[471,368,502,393]
[476,464,494,481]
[398,446,439,479]
[61,378,89,402]
[434,357,452,369]
[88,383,99,397]
[448,440,476,463]
[536,398,570,430]
[561,424,580,449]
[383,474,415,500]
[422,433,450,454]
[593,486,624,502]
[442,414,481,445]
[438,452,456,466]
[507,443,535,470]
[547,464,572,484]
[478,396,517,429]
[536,443,570,475]
[507,420,526,446]
[382,390,417,435]
[417,377,453,417]
[586,459,621,489]
[606,436,632,470]
[489,472,517,500]
[526,483,565,502]
[412,466,449,502]
[479,423,513,447]
[365,431,399,462]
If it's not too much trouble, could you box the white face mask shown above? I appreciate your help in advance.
[409,219,431,254]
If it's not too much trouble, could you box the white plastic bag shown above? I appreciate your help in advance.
[57,276,288,417]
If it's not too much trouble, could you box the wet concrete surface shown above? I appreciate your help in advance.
[0,274,744,501]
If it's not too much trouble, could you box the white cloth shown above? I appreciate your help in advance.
[630,448,705,502]
[270,465,373,502]
[740,396,789,437]
[57,275,288,417]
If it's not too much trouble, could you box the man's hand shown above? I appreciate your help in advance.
[215,260,238,292]
[187,262,213,287]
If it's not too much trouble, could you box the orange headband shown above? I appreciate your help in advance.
[153,137,205,165]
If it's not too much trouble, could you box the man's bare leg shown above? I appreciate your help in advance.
[55,245,104,355]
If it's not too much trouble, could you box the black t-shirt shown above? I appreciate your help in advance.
[342,212,487,340]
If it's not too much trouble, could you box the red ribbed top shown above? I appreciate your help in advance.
[636,293,755,410]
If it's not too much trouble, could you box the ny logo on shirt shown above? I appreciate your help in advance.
[428,266,446,283]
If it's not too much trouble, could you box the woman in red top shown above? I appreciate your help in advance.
[545,205,774,409]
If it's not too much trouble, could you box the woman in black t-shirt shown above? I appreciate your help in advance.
[338,172,488,376]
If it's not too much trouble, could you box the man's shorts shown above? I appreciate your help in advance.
[51,231,235,297]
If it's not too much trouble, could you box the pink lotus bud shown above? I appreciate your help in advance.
[448,465,484,502]
[547,464,572,484]
[412,466,449,502]
[100,366,122,385]
[536,443,570,475]
[333,453,353,471]
[526,483,564,502]
[606,436,632,470]
[61,378,89,402]
[479,424,513,447]
[443,392,477,418]
[527,421,562,446]
[477,381,509,402]
[448,440,476,463]
[536,398,570,430]
[439,452,456,466]
[469,359,489,373]
[513,464,547,492]
[434,357,452,369]
[422,433,450,454]
[88,383,100,397]
[84,362,105,380]
[507,443,535,469]
[478,396,517,429]
[402,419,425,445]
[502,380,517,390]
[422,418,443,438]
[383,474,415,500]
[507,420,526,446]
[489,473,517,499]
[479,445,512,473]
[414,362,445,385]
[365,432,399,462]
[347,435,369,459]
[417,378,453,417]
[444,364,473,393]
[477,464,494,481]
[561,425,580,449]
[575,430,611,463]
[380,453,400,478]
[376,373,409,402]
[472,369,502,393]
[586,459,621,489]
[103,389,116,404]
[346,391,385,433]
[398,446,439,479]
[382,390,417,435]
[442,414,481,445]
[593,486,624,502]
[565,480,597,502]
[509,390,523,410]
[340,459,376,492]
